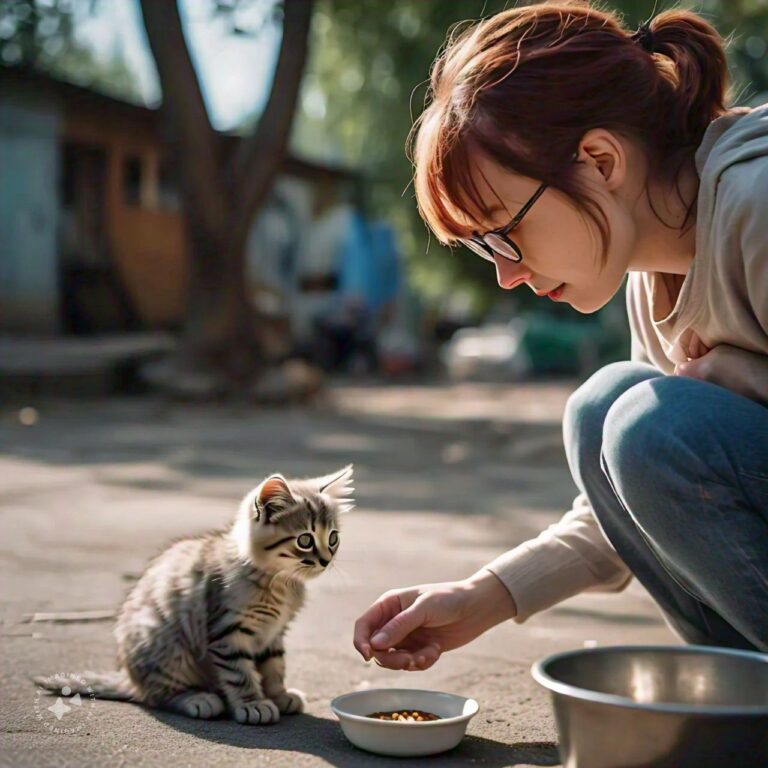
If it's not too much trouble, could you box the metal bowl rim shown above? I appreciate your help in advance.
[330,688,480,727]
[531,644,768,716]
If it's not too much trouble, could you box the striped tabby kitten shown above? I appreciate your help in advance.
[35,465,354,725]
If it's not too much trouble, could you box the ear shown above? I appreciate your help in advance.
[576,128,627,192]
[254,474,296,523]
[314,464,355,512]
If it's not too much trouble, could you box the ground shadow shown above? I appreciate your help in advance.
[0,397,573,516]
[550,606,665,627]
[148,709,561,767]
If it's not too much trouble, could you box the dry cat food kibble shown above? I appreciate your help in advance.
[367,709,441,722]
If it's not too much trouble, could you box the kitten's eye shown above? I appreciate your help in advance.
[296,533,314,550]
[329,530,339,548]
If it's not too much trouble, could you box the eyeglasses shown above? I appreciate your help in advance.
[460,154,579,264]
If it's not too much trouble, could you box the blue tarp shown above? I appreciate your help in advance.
[339,212,401,313]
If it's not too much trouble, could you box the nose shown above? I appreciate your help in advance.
[317,556,330,568]
[494,255,532,290]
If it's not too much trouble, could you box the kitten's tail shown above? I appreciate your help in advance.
[33,670,137,702]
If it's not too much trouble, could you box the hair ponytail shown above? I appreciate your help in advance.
[649,10,729,153]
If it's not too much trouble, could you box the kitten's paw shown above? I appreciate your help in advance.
[272,688,306,715]
[232,698,280,725]
[168,691,225,719]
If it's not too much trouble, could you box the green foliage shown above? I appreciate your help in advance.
[0,0,140,102]
[293,0,768,312]
[293,0,511,311]
[698,0,768,103]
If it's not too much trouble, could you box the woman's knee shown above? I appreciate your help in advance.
[563,361,661,482]
[601,376,707,520]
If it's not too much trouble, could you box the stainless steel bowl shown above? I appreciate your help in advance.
[532,645,768,768]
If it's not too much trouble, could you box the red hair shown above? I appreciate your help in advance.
[408,1,730,257]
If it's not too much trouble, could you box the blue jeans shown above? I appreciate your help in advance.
[564,361,768,651]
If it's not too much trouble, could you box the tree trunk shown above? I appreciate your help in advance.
[182,222,255,380]
[139,0,314,391]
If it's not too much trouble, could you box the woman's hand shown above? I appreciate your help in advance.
[675,341,768,405]
[352,569,516,671]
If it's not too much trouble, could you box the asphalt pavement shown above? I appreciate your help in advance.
[0,380,675,767]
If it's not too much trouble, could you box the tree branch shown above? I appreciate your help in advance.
[228,0,314,252]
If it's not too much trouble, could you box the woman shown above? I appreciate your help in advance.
[353,1,768,671]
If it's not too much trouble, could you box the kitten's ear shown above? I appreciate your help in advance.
[315,464,355,512]
[254,474,295,523]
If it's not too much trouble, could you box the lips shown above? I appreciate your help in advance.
[532,283,565,298]
[547,283,565,300]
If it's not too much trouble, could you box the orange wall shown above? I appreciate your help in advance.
[110,193,187,329]
[64,109,188,329]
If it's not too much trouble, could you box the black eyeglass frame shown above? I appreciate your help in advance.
[461,153,580,264]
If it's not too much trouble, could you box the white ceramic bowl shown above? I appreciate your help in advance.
[330,688,479,757]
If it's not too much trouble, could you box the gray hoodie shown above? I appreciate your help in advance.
[628,104,768,371]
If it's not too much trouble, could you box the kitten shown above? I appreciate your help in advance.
[34,465,354,725]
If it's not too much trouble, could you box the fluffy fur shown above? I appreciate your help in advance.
[34,465,354,725]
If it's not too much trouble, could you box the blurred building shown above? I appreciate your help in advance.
[0,66,399,356]
[1,67,183,333]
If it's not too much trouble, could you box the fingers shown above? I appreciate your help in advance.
[687,333,711,361]
[676,358,702,378]
[372,649,412,670]
[372,642,442,671]
[412,642,441,670]
[688,333,703,361]
[353,592,412,661]
[370,599,427,651]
